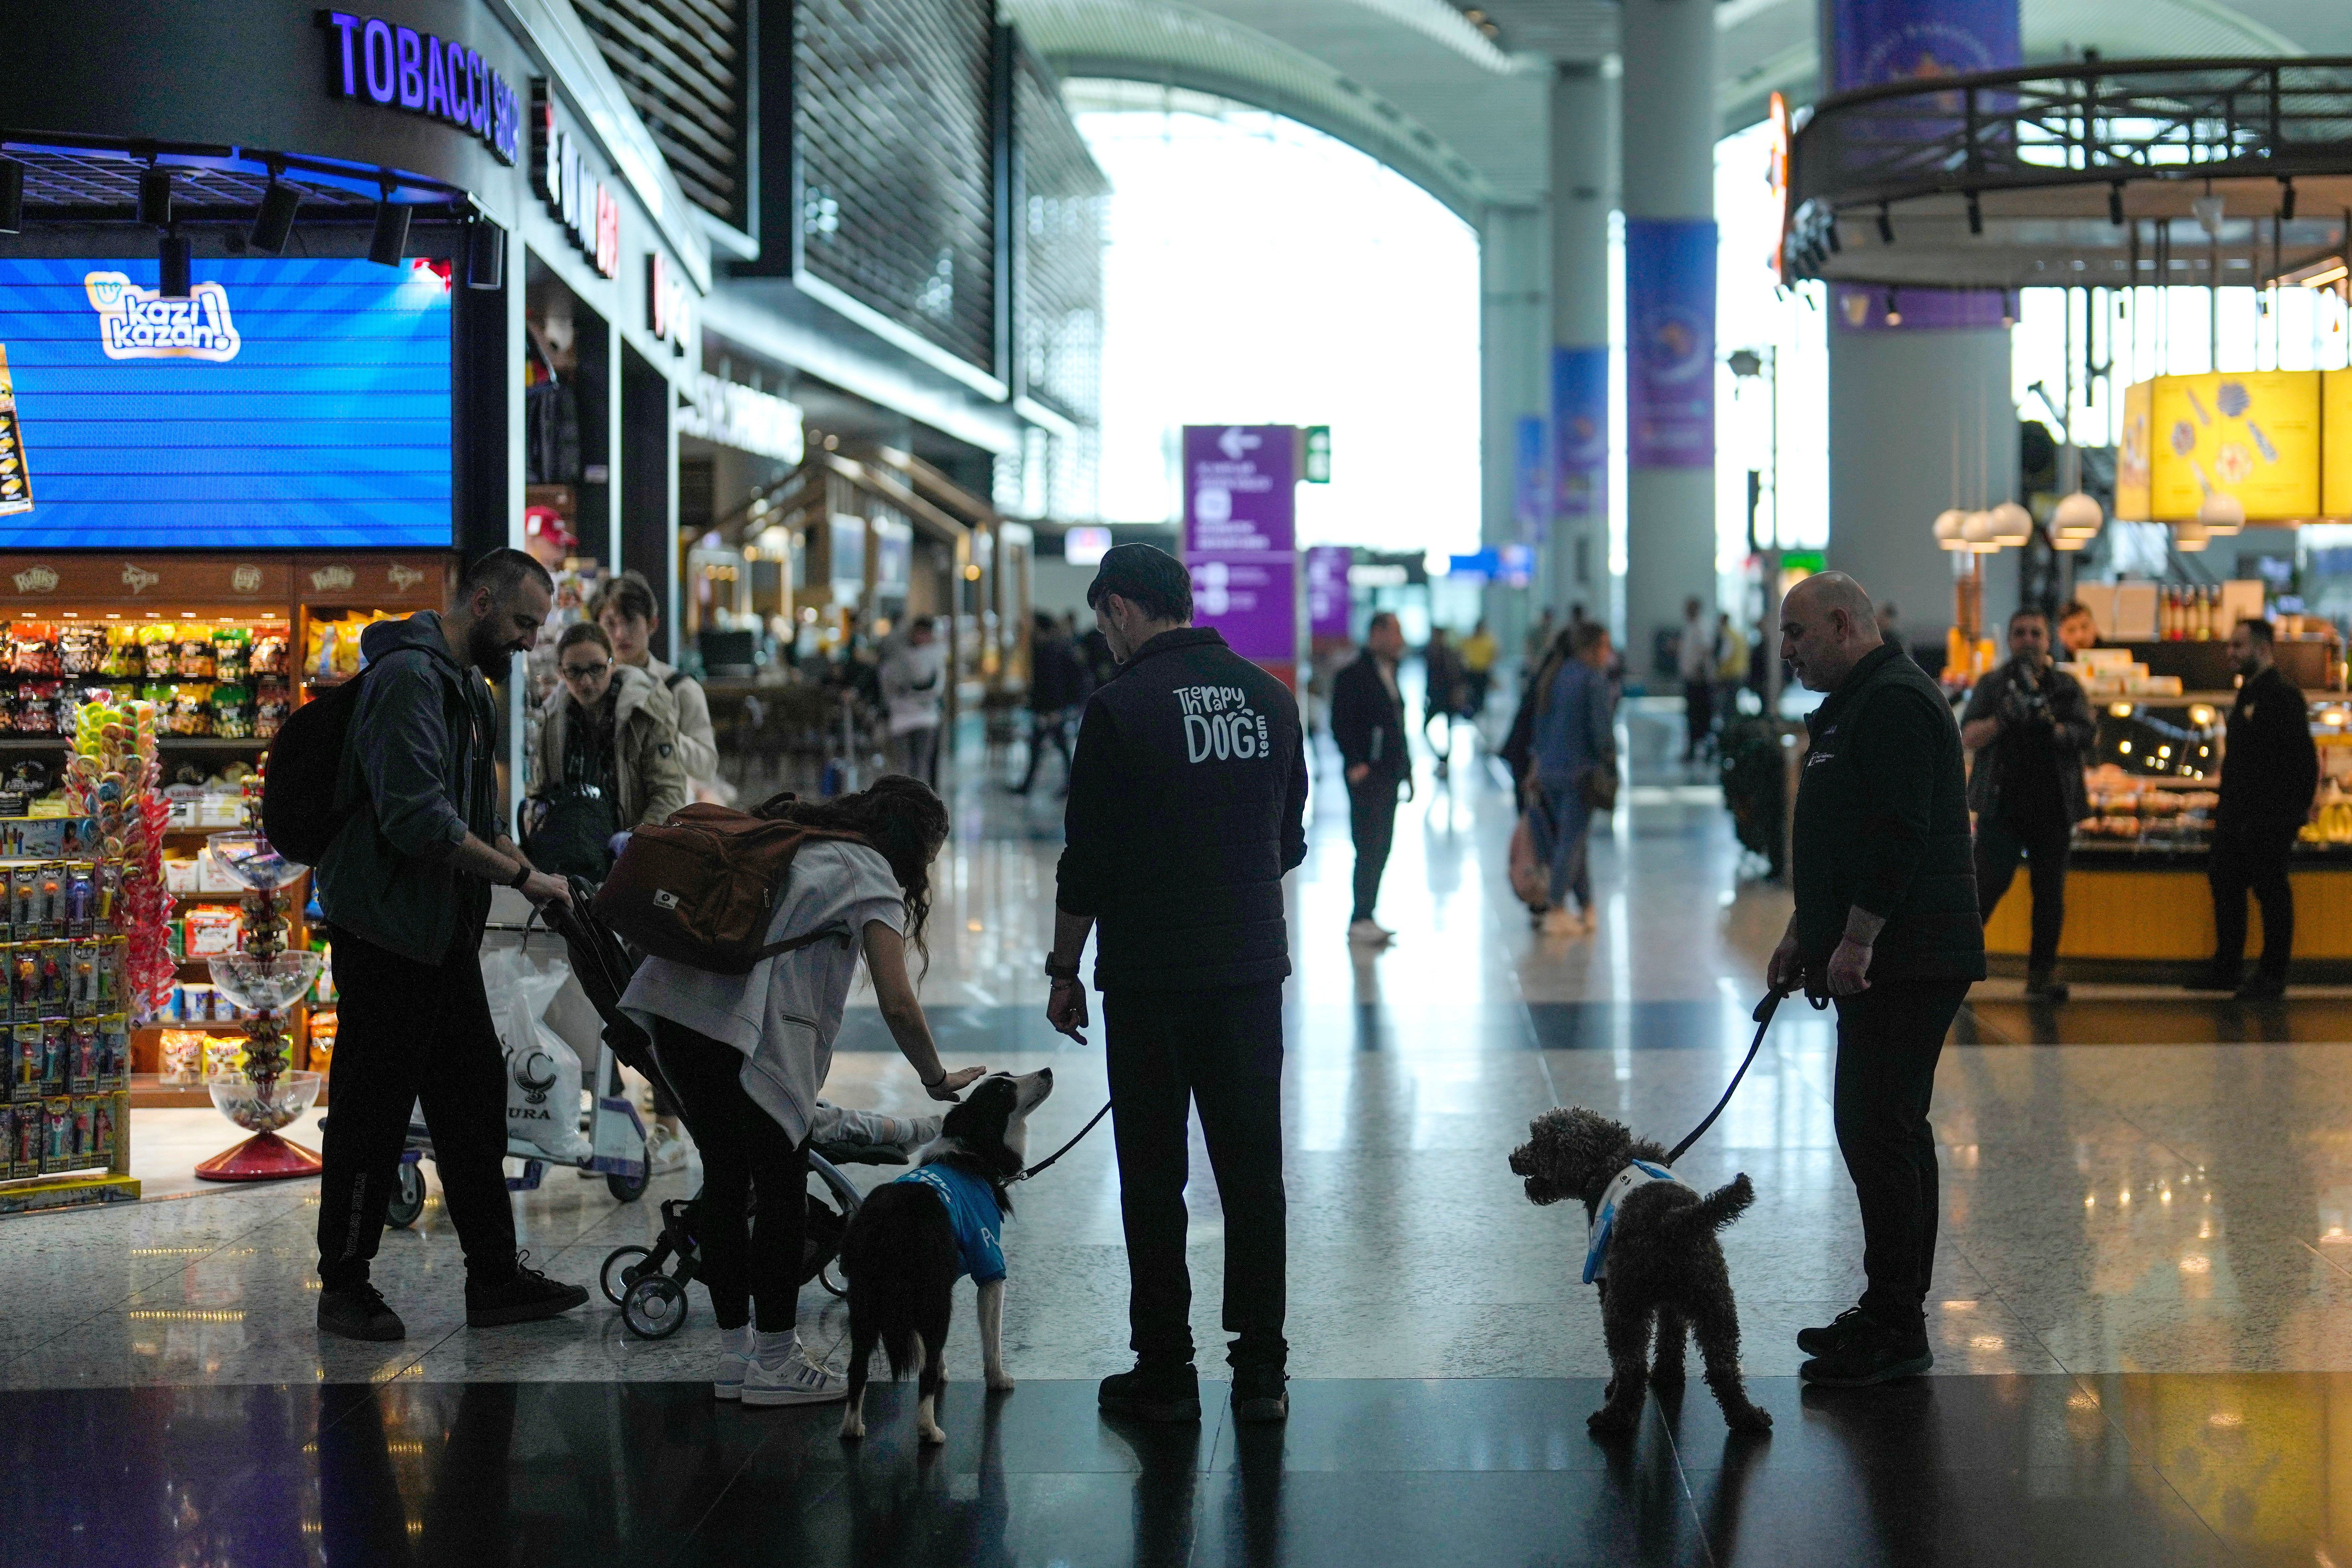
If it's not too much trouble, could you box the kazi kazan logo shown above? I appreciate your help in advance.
[81,272,242,362]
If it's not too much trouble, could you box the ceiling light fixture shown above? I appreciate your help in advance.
[1877,202,1894,245]
[248,177,301,256]
[136,166,172,228]
[0,158,22,235]
[367,188,410,268]
[158,230,191,298]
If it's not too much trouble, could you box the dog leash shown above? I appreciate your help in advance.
[1661,987,1824,1167]
[1011,1100,1112,1183]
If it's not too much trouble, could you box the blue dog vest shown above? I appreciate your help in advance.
[893,1161,1007,1283]
[1582,1159,1692,1285]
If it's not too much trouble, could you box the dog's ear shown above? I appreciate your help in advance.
[942,1076,1014,1149]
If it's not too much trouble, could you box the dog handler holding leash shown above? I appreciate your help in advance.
[1043,544,1310,1426]
[1769,572,1985,1387]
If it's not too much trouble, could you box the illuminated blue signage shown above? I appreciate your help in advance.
[0,258,455,550]
[320,11,520,166]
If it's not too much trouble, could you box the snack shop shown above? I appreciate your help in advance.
[0,0,706,1210]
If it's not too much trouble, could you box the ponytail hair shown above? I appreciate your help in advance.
[753,775,949,973]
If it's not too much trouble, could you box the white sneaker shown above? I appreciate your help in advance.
[713,1330,750,1401]
[741,1348,847,1407]
[1347,918,1394,945]
[644,1126,688,1175]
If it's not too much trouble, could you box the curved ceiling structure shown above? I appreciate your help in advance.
[1014,0,2337,221]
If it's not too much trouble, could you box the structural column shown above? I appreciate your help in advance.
[1479,202,1545,654]
[1619,0,1717,678]
[1548,62,1613,632]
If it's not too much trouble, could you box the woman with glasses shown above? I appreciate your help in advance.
[525,622,691,880]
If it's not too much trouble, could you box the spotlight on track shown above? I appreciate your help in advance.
[248,178,300,256]
[465,216,505,290]
[1876,202,1894,245]
[2281,176,2297,223]
[1825,217,1841,254]
[2108,182,2124,227]
[1966,190,1983,236]
[1884,289,1902,327]
[367,193,410,267]
[0,158,22,235]
[137,166,172,228]
[158,230,191,298]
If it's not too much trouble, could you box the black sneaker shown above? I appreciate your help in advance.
[1099,1360,1202,1423]
[464,1252,589,1328]
[318,1282,405,1342]
[1795,1305,1871,1358]
[2183,967,2239,992]
[1800,1316,1932,1387]
[2235,972,2287,1001]
[2023,969,2069,1004]
[1233,1363,1288,1423]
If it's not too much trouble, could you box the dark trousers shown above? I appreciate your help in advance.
[316,925,515,1290]
[1973,814,2071,971]
[654,1017,809,1333]
[1831,977,1969,1331]
[1104,982,1287,1370]
[1349,780,1399,923]
[1683,680,1714,758]
[1016,708,1074,791]
[2211,823,2298,978]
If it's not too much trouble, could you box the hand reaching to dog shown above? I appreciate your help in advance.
[925,1066,987,1101]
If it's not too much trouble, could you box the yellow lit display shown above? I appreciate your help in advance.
[2115,378,2151,520]
[2326,368,2352,518]
[2146,370,2320,521]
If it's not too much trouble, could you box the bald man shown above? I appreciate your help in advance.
[1767,572,1984,1387]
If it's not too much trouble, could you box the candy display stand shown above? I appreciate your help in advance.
[193,829,323,1182]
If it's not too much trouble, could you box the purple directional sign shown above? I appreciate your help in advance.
[1183,425,1299,670]
[1305,544,1353,641]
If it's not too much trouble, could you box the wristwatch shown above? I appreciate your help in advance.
[1044,956,1080,982]
[508,862,533,890]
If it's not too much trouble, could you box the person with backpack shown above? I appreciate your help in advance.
[595,570,724,802]
[304,548,591,1342]
[616,776,985,1405]
[524,622,690,879]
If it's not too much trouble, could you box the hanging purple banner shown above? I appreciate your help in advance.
[1827,0,2019,92]
[1626,220,1716,471]
[1305,545,1353,641]
[1551,345,1608,524]
[1183,424,1298,670]
[1513,416,1549,543]
[1831,283,2010,334]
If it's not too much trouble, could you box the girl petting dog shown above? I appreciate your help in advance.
[618,777,986,1407]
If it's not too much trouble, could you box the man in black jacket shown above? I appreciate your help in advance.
[1769,572,1985,1388]
[2194,618,2321,999]
[1012,611,1090,794]
[1960,608,2096,1001]
[1330,613,1410,945]
[1044,544,1309,1427]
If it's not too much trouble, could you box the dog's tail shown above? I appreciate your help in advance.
[840,1182,960,1382]
[1664,1173,1756,1239]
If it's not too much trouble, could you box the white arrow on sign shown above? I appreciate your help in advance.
[1217,426,1261,461]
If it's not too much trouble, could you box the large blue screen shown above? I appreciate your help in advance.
[0,257,453,549]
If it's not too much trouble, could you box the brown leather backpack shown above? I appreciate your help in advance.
[592,803,877,974]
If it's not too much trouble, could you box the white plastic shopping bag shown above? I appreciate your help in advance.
[482,948,593,1160]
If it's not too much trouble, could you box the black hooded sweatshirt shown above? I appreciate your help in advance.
[1056,628,1309,992]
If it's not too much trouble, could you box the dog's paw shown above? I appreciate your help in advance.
[839,1417,866,1442]
[1586,1405,1640,1437]
[985,1371,1016,1392]
[918,1421,947,1446]
[1727,1404,1774,1433]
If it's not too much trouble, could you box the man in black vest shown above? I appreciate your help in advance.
[1044,544,1309,1427]
[1768,572,1985,1387]
[2193,618,2321,999]
[1330,612,1410,946]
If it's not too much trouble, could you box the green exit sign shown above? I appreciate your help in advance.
[1303,426,1332,483]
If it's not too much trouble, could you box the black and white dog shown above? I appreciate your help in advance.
[839,1069,1053,1445]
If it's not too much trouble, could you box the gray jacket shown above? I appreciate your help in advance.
[314,612,499,964]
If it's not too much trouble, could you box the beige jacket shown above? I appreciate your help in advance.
[534,662,691,830]
[644,656,719,787]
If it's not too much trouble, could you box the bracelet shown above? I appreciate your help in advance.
[1044,956,1080,981]
[921,1068,946,1088]
[508,862,533,890]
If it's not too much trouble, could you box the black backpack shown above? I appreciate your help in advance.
[261,674,368,864]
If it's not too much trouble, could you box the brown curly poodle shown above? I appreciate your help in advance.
[1509,1106,1772,1435]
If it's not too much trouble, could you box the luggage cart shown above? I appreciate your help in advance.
[382,897,649,1229]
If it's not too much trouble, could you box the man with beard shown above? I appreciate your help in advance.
[2192,618,2321,999]
[313,548,589,1341]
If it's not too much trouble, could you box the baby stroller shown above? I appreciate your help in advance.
[536,880,914,1340]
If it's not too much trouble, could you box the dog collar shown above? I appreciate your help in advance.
[1582,1159,1690,1286]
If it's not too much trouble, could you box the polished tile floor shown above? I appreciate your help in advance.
[10,700,2352,1564]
